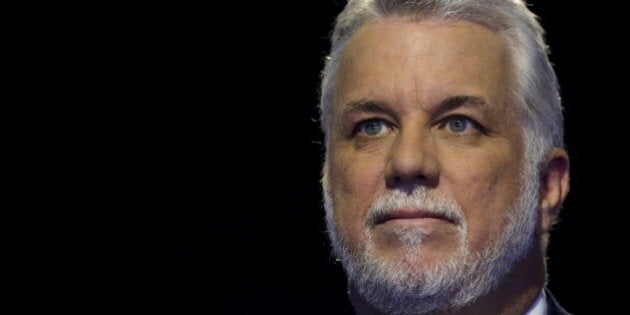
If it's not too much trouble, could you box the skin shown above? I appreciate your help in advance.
[327,18,569,315]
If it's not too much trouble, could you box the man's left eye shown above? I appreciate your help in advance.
[443,116,477,134]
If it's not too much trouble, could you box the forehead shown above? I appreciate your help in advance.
[345,17,506,52]
[335,18,513,114]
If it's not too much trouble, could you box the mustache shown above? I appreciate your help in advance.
[365,188,464,227]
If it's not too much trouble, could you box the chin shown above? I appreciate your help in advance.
[380,243,461,270]
[372,225,463,261]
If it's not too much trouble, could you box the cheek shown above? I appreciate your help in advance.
[442,151,525,251]
[329,150,386,243]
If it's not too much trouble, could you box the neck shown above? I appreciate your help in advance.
[350,245,545,315]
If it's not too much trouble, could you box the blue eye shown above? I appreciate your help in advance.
[446,116,473,133]
[358,119,388,136]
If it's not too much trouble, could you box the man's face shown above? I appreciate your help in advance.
[327,18,527,276]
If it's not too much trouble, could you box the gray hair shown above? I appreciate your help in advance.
[319,0,564,165]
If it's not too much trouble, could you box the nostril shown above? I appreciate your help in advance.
[415,174,426,180]
[392,174,427,184]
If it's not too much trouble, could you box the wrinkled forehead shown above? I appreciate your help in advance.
[333,18,516,119]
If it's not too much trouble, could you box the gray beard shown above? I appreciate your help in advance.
[323,163,540,315]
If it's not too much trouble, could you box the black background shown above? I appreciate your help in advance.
[176,1,627,314]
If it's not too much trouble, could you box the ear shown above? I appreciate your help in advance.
[539,147,570,233]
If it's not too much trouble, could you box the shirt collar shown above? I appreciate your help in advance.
[524,290,548,315]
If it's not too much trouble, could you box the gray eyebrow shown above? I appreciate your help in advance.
[342,96,488,117]
[342,100,397,117]
[434,95,489,116]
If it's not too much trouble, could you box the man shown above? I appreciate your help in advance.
[319,1,571,314]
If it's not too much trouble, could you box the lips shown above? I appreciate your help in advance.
[373,209,457,225]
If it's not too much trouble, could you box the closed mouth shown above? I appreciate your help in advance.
[372,209,458,226]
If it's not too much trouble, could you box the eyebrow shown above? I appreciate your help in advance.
[341,95,489,118]
[341,99,397,118]
[435,95,489,116]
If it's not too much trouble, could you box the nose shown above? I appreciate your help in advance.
[385,128,440,191]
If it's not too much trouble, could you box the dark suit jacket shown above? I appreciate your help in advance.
[546,289,572,315]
